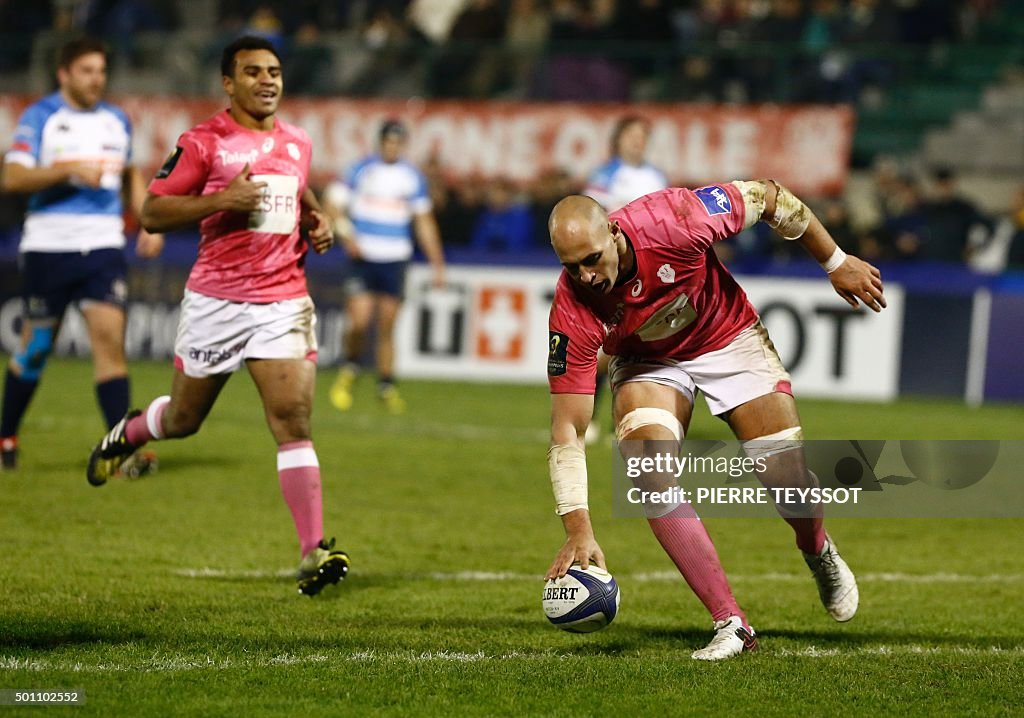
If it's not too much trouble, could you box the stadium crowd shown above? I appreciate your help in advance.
[0,1,1008,102]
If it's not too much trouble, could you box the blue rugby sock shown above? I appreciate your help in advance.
[96,376,130,430]
[1,369,39,438]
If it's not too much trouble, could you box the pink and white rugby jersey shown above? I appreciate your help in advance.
[548,185,760,394]
[149,110,312,302]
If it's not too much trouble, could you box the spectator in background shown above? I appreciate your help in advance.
[529,167,579,245]
[612,0,674,89]
[968,186,1024,273]
[922,167,989,263]
[323,120,446,415]
[545,0,627,101]
[431,0,505,97]
[0,0,52,70]
[1006,186,1024,271]
[244,4,286,50]
[286,22,334,95]
[584,115,668,213]
[880,175,930,261]
[504,0,552,98]
[470,178,536,253]
[439,178,487,246]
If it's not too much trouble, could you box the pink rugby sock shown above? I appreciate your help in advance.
[125,396,170,446]
[786,516,826,555]
[647,503,747,625]
[277,440,324,558]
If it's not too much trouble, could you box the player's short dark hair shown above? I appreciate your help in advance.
[610,114,650,156]
[57,37,108,70]
[221,36,281,78]
[380,118,408,141]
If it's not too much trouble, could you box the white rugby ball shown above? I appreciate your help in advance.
[542,565,620,633]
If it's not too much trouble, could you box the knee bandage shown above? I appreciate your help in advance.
[616,407,684,442]
[548,444,588,516]
[742,426,804,461]
[13,326,55,381]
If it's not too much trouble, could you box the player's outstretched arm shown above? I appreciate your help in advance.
[545,393,605,580]
[756,179,886,313]
[141,163,266,233]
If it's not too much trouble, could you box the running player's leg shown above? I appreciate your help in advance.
[1,252,69,469]
[88,368,229,486]
[1,316,59,468]
[79,248,132,430]
[330,283,373,411]
[375,292,404,413]
[249,356,348,595]
[81,301,129,429]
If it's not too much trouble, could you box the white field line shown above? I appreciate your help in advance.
[338,413,550,444]
[3,646,1022,674]
[173,568,1024,584]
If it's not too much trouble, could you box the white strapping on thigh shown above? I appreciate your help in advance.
[616,407,684,442]
[742,426,804,460]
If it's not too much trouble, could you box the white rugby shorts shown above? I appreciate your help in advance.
[174,289,318,377]
[609,321,792,416]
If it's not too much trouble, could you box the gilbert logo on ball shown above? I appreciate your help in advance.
[542,565,620,633]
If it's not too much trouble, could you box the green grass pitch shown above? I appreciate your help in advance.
[1,359,1022,716]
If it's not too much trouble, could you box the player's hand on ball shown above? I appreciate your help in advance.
[545,533,605,581]
[829,255,886,313]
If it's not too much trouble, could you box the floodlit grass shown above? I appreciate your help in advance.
[1,359,1021,716]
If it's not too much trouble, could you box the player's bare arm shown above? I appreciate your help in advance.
[300,187,333,255]
[413,211,446,288]
[545,392,605,580]
[124,165,164,258]
[740,179,886,313]
[141,163,267,232]
[1,160,104,193]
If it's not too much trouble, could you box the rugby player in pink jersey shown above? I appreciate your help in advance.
[544,182,886,659]
[85,36,349,597]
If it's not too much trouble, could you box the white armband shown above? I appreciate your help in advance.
[766,181,811,240]
[548,444,588,516]
[820,246,848,274]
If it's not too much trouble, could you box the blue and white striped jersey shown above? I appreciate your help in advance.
[326,154,431,263]
[6,92,132,253]
[584,158,668,213]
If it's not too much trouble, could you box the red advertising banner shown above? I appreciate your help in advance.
[0,96,854,195]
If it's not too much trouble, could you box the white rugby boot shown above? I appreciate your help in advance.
[803,534,859,622]
[691,616,757,661]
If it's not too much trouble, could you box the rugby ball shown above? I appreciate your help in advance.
[542,565,620,633]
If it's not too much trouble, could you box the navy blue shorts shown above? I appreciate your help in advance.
[20,249,128,320]
[343,260,407,299]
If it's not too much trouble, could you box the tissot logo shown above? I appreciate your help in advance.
[216,149,259,166]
